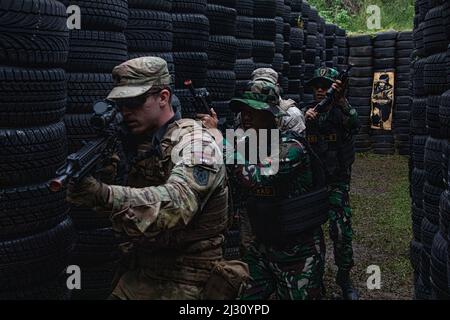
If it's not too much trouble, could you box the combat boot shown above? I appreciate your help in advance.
[336,269,359,300]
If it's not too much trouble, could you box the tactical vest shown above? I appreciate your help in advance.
[121,120,230,282]
[243,133,329,247]
[306,106,355,183]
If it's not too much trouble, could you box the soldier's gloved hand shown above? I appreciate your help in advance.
[66,175,111,209]
[96,153,120,184]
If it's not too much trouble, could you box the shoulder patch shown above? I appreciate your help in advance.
[193,166,210,186]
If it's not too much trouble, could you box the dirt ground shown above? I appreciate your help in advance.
[323,153,414,300]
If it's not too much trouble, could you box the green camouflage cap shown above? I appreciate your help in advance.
[251,67,279,84]
[229,81,286,117]
[305,66,339,88]
[107,57,172,99]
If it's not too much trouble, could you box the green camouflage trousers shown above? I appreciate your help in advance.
[328,182,354,271]
[239,228,325,300]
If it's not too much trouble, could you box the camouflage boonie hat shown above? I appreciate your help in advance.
[107,57,172,99]
[305,66,339,88]
[251,68,279,84]
[229,81,286,117]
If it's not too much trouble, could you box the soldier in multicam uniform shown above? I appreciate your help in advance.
[66,57,247,300]
[225,81,328,300]
[303,67,361,300]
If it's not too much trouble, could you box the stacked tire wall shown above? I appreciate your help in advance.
[286,0,305,103]
[0,0,76,300]
[395,31,414,156]
[409,0,450,300]
[234,0,255,98]
[61,0,129,300]
[206,0,237,127]
[172,0,210,119]
[348,35,373,153]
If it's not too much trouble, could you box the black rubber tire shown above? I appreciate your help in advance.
[0,182,68,238]
[66,73,113,114]
[423,182,444,225]
[305,35,317,49]
[0,66,66,126]
[289,50,303,65]
[348,77,373,87]
[424,53,448,96]
[373,31,397,41]
[252,40,275,63]
[348,56,373,67]
[373,40,396,48]
[275,34,284,53]
[254,0,277,19]
[348,86,372,97]
[350,67,373,78]
[234,58,255,79]
[439,90,450,138]
[236,0,253,16]
[67,30,127,73]
[207,4,237,36]
[289,28,304,50]
[0,217,76,290]
[236,16,254,39]
[427,95,442,138]
[254,18,276,41]
[207,35,237,70]
[0,122,67,187]
[424,137,445,187]
[0,0,69,67]
[412,58,426,97]
[128,0,172,11]
[430,231,449,297]
[373,58,395,71]
[412,135,428,170]
[347,35,372,47]
[173,52,208,88]
[172,13,209,51]
[411,168,426,208]
[373,47,396,59]
[410,240,423,272]
[423,5,448,56]
[171,0,207,14]
[126,9,173,52]
[349,46,373,57]
[60,0,128,31]
[236,38,252,59]
[205,70,236,101]
[70,228,120,267]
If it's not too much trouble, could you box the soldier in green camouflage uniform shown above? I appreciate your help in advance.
[303,67,361,300]
[227,82,327,300]
[66,57,238,300]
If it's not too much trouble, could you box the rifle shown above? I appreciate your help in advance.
[184,79,213,116]
[314,66,352,113]
[49,100,123,192]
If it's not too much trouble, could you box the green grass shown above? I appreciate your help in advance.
[307,0,414,33]
[349,153,413,298]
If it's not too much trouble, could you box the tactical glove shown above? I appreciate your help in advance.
[66,175,111,210]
